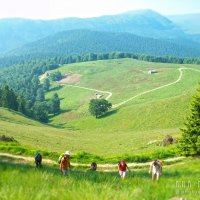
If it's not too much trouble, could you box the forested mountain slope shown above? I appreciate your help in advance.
[0,9,195,53]
[6,29,200,58]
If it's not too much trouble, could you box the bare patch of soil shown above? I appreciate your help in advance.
[59,72,81,84]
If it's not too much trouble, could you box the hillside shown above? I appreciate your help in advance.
[0,9,196,54]
[5,29,200,58]
[0,108,76,152]
[44,59,199,155]
[0,58,200,156]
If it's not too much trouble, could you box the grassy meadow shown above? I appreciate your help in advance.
[1,58,200,200]
[0,155,199,200]
[1,58,200,157]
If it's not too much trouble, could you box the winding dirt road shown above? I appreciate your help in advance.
[58,67,200,108]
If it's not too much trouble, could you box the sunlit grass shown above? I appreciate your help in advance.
[0,157,199,200]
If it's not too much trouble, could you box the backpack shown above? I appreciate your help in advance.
[35,153,42,162]
[58,154,64,164]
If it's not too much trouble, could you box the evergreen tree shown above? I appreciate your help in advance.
[43,78,50,91]
[36,88,45,102]
[1,85,10,108]
[33,101,48,123]
[178,83,200,156]
[49,93,60,115]
[9,89,18,111]
[17,96,26,114]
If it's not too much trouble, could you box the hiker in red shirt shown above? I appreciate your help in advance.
[118,160,130,179]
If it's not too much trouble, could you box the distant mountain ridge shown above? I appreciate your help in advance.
[6,29,200,58]
[0,9,195,54]
[168,13,200,34]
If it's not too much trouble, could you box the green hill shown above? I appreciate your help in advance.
[44,59,200,155]
[1,58,200,156]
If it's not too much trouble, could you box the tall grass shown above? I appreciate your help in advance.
[0,157,199,200]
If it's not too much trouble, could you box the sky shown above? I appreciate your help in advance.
[0,0,199,20]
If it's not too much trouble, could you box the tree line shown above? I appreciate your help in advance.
[0,52,200,69]
[0,85,60,123]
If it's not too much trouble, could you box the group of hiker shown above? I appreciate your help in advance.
[34,151,163,181]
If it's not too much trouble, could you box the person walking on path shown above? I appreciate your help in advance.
[35,152,42,168]
[149,160,162,181]
[90,162,97,171]
[118,160,130,179]
[60,151,71,175]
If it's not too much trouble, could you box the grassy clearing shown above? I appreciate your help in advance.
[0,156,199,200]
[1,59,200,157]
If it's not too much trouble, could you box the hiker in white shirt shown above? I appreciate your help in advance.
[149,160,162,181]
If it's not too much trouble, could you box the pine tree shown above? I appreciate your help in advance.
[178,83,200,156]
[33,102,48,123]
[49,93,60,115]
[43,78,50,91]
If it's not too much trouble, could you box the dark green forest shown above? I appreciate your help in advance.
[4,30,200,59]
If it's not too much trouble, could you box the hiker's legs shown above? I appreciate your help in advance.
[119,170,123,178]
[152,173,156,181]
[156,173,160,181]
[63,169,69,175]
[119,170,126,179]
[122,171,126,179]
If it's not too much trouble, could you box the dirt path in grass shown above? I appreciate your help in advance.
[0,153,185,169]
[58,67,200,108]
[112,67,200,108]
[59,83,113,100]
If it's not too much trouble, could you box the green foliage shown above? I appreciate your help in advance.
[3,29,200,59]
[48,93,60,115]
[36,88,45,102]
[178,83,200,155]
[49,71,62,81]
[89,99,112,118]
[43,78,50,91]
[33,102,48,123]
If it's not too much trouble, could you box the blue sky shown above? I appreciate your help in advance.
[0,0,199,19]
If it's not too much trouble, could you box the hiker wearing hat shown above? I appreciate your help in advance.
[149,159,162,181]
[118,160,130,179]
[60,151,71,175]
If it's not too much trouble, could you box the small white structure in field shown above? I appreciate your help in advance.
[95,93,103,99]
[148,69,157,74]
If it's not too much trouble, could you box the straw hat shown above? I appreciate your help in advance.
[65,150,71,155]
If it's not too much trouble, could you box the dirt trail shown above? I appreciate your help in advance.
[113,67,200,108]
[59,83,112,100]
[0,153,185,168]
[57,67,200,108]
